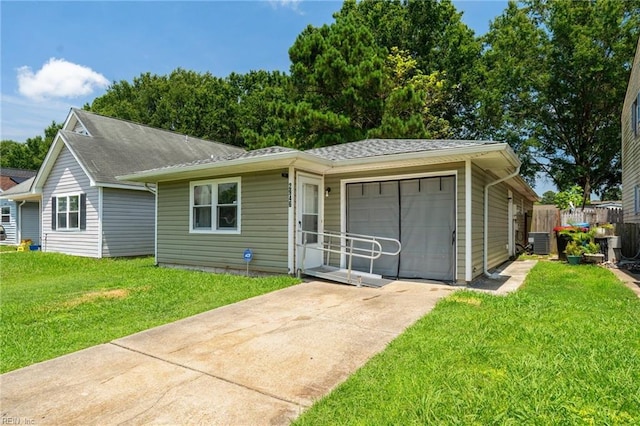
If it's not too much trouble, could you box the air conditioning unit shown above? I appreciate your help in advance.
[529,232,550,255]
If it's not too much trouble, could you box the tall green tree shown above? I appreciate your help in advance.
[89,69,243,146]
[289,12,388,148]
[332,0,480,135]
[0,121,61,170]
[228,70,295,149]
[477,0,640,197]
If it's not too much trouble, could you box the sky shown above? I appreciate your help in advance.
[2,1,556,192]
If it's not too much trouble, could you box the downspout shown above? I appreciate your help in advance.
[484,166,520,278]
[18,200,26,243]
[144,183,157,195]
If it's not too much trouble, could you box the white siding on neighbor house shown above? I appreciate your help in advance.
[0,199,18,244]
[622,39,640,224]
[101,188,155,257]
[42,146,99,257]
[21,202,40,245]
[157,170,290,273]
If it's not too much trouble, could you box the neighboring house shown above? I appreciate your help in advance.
[2,108,243,257]
[0,168,37,245]
[622,36,640,224]
[122,139,538,284]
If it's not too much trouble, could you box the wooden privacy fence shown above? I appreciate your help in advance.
[531,206,625,254]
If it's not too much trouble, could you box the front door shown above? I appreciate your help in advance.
[297,174,323,271]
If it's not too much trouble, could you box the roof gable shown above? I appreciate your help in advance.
[35,108,245,190]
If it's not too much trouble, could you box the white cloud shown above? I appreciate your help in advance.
[17,58,109,101]
[269,0,302,12]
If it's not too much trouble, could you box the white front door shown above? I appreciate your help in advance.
[297,174,323,271]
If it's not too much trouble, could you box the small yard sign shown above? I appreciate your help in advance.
[243,248,253,276]
[243,248,253,262]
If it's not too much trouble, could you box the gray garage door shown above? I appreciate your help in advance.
[346,176,455,281]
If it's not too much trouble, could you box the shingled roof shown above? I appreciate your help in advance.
[305,139,498,161]
[46,109,245,187]
[0,168,37,191]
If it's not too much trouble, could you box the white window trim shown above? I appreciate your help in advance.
[189,177,241,234]
[635,185,640,215]
[1,206,10,224]
[54,193,82,231]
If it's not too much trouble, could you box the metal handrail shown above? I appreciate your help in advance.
[298,229,401,284]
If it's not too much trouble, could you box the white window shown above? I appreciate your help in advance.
[635,185,640,215]
[53,194,82,230]
[1,206,10,223]
[190,178,241,233]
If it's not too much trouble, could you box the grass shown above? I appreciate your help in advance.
[0,245,17,252]
[0,252,299,373]
[295,261,640,425]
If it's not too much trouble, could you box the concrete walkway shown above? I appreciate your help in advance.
[1,262,535,425]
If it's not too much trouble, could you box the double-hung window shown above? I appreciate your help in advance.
[1,206,10,223]
[52,194,84,230]
[190,178,241,233]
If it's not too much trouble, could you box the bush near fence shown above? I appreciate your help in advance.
[531,206,636,256]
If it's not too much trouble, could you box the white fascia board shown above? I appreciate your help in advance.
[1,193,41,202]
[119,151,332,183]
[95,182,150,191]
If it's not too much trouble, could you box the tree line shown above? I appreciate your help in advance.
[2,0,639,200]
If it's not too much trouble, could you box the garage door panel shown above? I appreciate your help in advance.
[347,176,455,281]
[347,182,399,276]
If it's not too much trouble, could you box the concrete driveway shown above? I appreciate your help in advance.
[1,280,456,425]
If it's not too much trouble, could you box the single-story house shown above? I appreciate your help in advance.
[121,139,538,284]
[2,108,243,257]
[622,36,640,224]
[0,168,38,245]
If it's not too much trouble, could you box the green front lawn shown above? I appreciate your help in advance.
[0,252,299,373]
[295,262,640,425]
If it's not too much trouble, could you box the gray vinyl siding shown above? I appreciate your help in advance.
[157,170,289,273]
[323,162,467,282]
[20,202,40,245]
[622,40,640,224]
[0,199,18,244]
[42,146,99,257]
[102,188,155,257]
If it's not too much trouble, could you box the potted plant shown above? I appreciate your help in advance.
[583,241,605,264]
[564,241,583,265]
